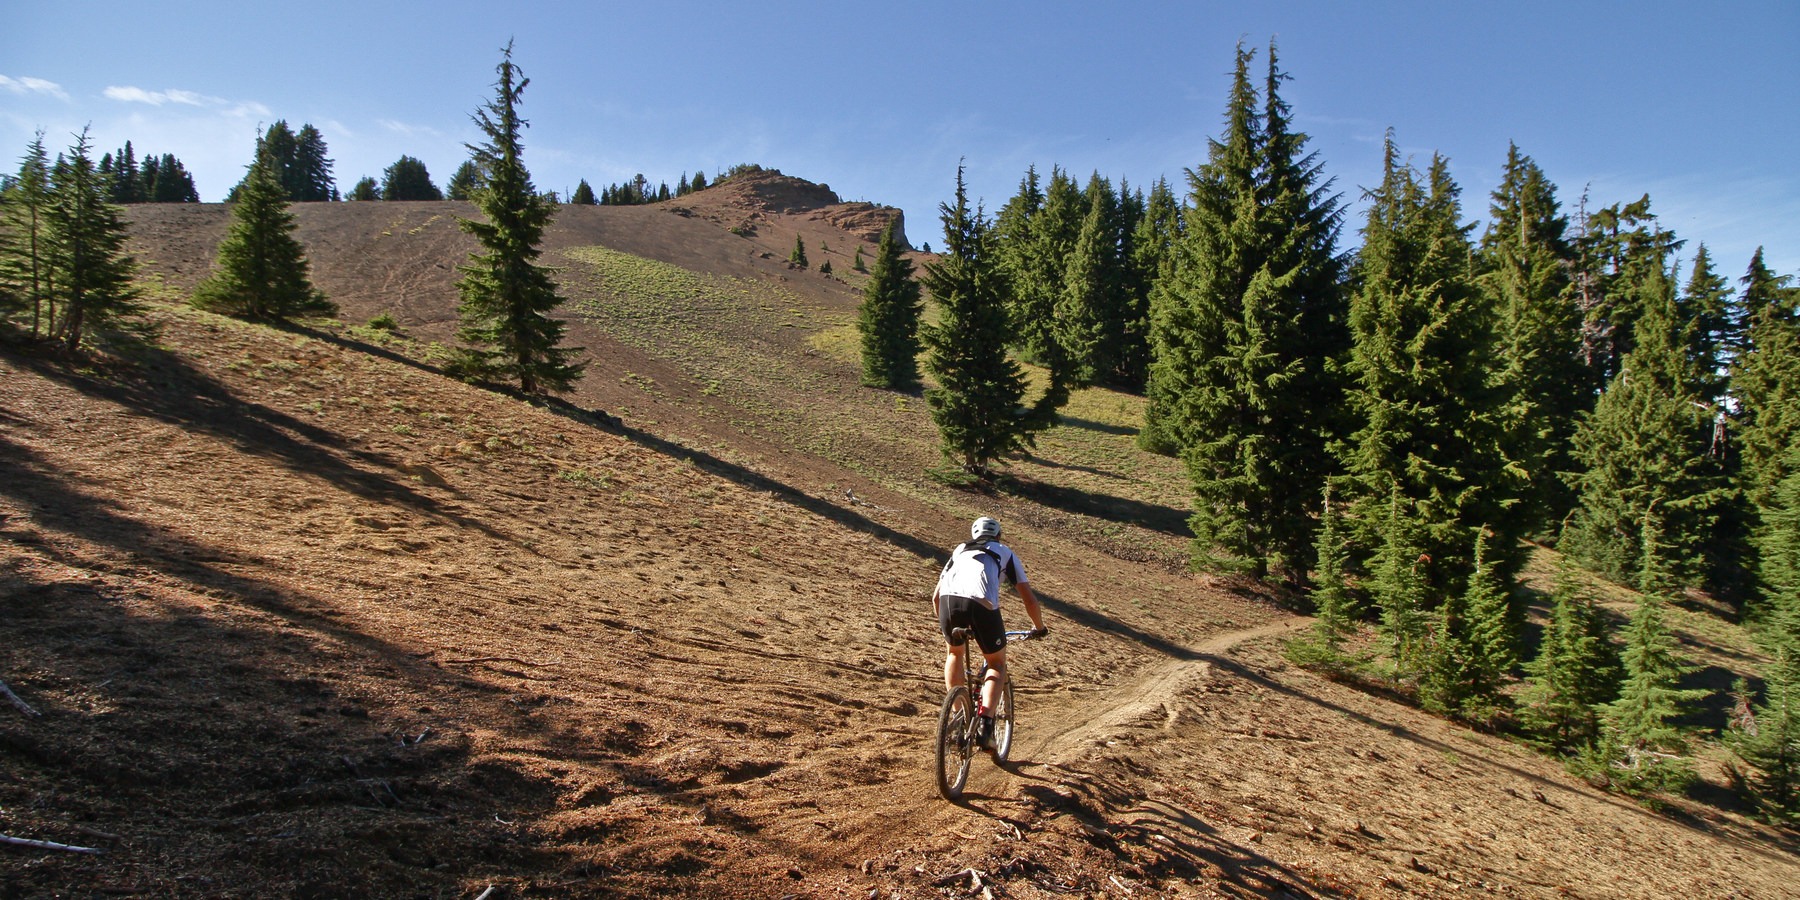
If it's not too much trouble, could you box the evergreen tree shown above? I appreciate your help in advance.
[447,160,484,201]
[1727,667,1800,823]
[1476,144,1586,537]
[1420,528,1518,722]
[450,41,584,395]
[853,245,866,272]
[921,163,1038,478]
[789,235,808,269]
[259,122,298,198]
[102,140,144,204]
[991,165,1047,353]
[570,179,597,205]
[382,155,444,200]
[1759,455,1800,648]
[1055,177,1116,386]
[1732,249,1800,514]
[1593,517,1710,793]
[1519,560,1622,749]
[146,153,200,202]
[1286,481,1359,670]
[1563,261,1734,590]
[1343,136,1521,596]
[689,171,707,193]
[1679,244,1739,403]
[290,124,335,201]
[1371,487,1432,679]
[1568,195,1680,384]
[346,177,379,201]
[44,129,140,352]
[1734,459,1800,818]
[191,139,333,321]
[1007,165,1085,372]
[1118,177,1179,391]
[228,122,330,202]
[856,222,922,390]
[1142,41,1347,581]
[0,132,56,338]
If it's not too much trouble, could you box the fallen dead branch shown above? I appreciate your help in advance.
[932,867,982,888]
[1221,727,1313,742]
[444,656,556,668]
[1,834,103,854]
[1,678,40,718]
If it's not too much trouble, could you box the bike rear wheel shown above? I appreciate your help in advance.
[991,675,1016,762]
[935,685,975,800]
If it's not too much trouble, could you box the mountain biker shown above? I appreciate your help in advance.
[931,516,1047,749]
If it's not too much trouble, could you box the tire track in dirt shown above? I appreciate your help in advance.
[1020,616,1314,769]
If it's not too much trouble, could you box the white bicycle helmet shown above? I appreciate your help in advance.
[970,516,1002,542]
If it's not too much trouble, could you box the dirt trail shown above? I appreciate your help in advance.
[1025,618,1314,764]
[933,617,1315,809]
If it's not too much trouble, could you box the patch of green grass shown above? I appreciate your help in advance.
[807,323,860,363]
[558,467,609,489]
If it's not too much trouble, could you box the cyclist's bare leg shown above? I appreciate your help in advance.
[943,642,966,692]
[979,648,1006,713]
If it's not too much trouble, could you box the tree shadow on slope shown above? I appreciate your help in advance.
[1022,773,1340,898]
[542,398,943,562]
[999,475,1190,540]
[1055,415,1138,437]
[1208,649,1800,861]
[0,434,584,896]
[2,339,508,545]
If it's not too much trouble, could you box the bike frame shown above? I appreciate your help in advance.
[936,628,1033,800]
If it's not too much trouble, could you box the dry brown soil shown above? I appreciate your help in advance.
[3,176,1796,897]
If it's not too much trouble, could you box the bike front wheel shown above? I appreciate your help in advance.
[991,675,1016,762]
[935,685,975,800]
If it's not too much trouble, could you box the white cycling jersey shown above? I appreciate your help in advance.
[935,540,1028,611]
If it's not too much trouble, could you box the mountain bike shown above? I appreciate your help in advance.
[936,628,1035,801]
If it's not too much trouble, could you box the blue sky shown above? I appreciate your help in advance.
[5,1,1796,277]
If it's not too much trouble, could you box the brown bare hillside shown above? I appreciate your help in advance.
[2,182,1796,898]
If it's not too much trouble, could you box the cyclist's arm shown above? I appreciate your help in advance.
[1015,581,1046,632]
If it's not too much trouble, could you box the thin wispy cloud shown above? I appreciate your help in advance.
[0,75,69,100]
[103,85,269,119]
[104,85,211,106]
[378,119,444,139]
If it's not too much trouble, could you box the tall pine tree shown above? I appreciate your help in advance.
[45,129,140,353]
[1476,144,1586,538]
[191,137,333,321]
[0,132,55,338]
[1732,249,1800,515]
[1142,40,1347,581]
[450,41,584,395]
[1343,136,1521,600]
[856,222,922,390]
[1563,255,1734,591]
[921,164,1032,478]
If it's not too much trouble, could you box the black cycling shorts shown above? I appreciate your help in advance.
[939,595,1006,655]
